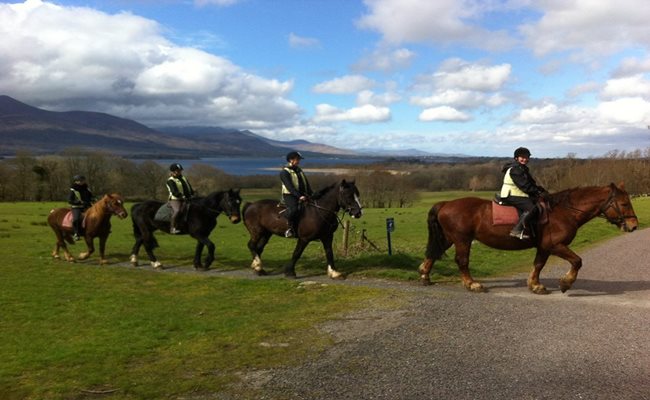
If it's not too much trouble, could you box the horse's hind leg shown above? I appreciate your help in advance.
[130,238,142,266]
[284,239,309,279]
[248,232,270,275]
[455,242,485,292]
[98,235,108,265]
[528,249,550,294]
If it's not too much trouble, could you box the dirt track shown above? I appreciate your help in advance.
[247,229,650,400]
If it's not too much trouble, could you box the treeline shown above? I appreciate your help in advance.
[2,148,650,206]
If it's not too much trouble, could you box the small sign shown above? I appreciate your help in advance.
[386,217,395,232]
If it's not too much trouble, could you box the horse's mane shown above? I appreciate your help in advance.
[547,186,607,208]
[85,194,108,217]
[311,182,338,200]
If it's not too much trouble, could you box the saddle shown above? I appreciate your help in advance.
[492,195,550,226]
[154,203,191,223]
[62,210,86,229]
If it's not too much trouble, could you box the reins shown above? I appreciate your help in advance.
[555,187,634,225]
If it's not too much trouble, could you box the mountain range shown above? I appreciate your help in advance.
[0,95,356,158]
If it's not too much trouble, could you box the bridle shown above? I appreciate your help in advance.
[598,187,637,226]
[307,185,361,229]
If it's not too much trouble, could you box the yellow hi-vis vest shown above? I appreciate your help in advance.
[167,176,192,200]
[281,167,307,195]
[500,167,528,198]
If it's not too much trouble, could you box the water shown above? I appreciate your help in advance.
[145,156,382,176]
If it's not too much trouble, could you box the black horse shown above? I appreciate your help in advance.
[243,180,363,279]
[129,189,242,270]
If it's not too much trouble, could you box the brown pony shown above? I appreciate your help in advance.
[47,193,128,264]
[418,183,638,294]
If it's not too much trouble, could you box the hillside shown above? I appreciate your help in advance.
[0,95,352,157]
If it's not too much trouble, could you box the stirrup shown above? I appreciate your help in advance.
[170,228,181,234]
[509,230,529,240]
[284,228,294,238]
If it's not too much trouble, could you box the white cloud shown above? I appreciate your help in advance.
[597,97,650,124]
[434,59,511,92]
[419,106,471,122]
[612,56,650,77]
[357,0,516,50]
[353,47,416,72]
[314,103,391,124]
[520,1,650,58]
[0,0,302,129]
[288,33,320,49]
[601,75,650,100]
[356,89,401,107]
[312,75,376,94]
[411,89,487,109]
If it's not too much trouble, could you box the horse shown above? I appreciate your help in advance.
[129,189,242,270]
[418,183,638,294]
[47,193,128,264]
[243,179,363,279]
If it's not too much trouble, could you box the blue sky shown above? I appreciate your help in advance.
[2,0,650,157]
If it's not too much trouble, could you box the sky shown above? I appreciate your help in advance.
[2,0,650,158]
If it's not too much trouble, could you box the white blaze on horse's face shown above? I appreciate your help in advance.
[352,193,363,218]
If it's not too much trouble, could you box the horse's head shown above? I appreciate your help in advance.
[338,180,363,219]
[220,189,242,224]
[105,193,128,219]
[601,182,638,232]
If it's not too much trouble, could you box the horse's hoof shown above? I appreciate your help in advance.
[559,278,572,293]
[151,261,163,269]
[99,259,109,265]
[467,282,486,293]
[284,272,297,279]
[194,266,209,272]
[421,279,432,286]
[254,269,267,276]
[53,254,60,260]
[529,284,549,295]
[130,255,138,267]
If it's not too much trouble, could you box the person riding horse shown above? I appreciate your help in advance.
[280,151,313,238]
[498,147,549,239]
[68,175,93,241]
[166,163,194,234]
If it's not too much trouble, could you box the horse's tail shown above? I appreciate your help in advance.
[425,202,449,261]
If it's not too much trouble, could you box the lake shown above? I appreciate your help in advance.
[144,156,383,176]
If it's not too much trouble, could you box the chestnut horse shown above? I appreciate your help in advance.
[47,193,128,264]
[243,180,363,279]
[129,189,242,270]
[418,183,638,294]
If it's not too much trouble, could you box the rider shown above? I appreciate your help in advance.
[280,151,313,238]
[68,175,93,241]
[166,163,194,234]
[499,147,548,240]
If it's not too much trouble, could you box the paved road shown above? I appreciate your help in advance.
[251,229,650,400]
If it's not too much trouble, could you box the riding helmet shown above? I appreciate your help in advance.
[169,163,183,172]
[514,147,531,158]
[72,175,85,182]
[286,151,304,162]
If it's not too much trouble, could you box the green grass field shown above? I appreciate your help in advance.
[1,190,647,399]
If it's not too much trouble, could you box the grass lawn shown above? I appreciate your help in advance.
[0,189,647,399]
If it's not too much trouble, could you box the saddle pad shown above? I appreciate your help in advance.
[154,204,172,222]
[62,211,73,228]
[492,201,519,226]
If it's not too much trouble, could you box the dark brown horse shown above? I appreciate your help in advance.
[129,189,242,270]
[243,180,363,279]
[47,193,128,264]
[419,183,638,294]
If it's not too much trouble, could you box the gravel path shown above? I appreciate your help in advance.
[248,229,650,400]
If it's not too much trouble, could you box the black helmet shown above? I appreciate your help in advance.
[169,163,183,172]
[514,147,531,158]
[286,151,304,162]
[72,175,85,182]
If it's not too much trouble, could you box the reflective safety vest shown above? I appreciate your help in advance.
[70,189,84,208]
[281,167,307,195]
[168,176,193,200]
[500,168,528,197]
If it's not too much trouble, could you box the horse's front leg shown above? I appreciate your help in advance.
[199,237,215,271]
[78,237,94,260]
[455,241,484,292]
[98,235,108,265]
[550,244,583,293]
[322,234,344,280]
[527,249,551,294]
[284,239,309,278]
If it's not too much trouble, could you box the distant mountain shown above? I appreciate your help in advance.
[0,95,353,157]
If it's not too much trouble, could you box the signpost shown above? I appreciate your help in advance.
[386,217,395,255]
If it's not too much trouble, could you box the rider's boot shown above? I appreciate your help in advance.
[509,211,531,240]
[170,215,180,234]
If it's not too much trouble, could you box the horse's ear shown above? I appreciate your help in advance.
[617,181,625,190]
